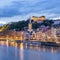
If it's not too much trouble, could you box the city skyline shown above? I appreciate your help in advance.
[0,0,60,24]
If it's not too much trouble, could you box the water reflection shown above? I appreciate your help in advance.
[20,43,24,60]
[6,40,9,47]
[0,41,60,60]
[15,43,18,60]
[0,41,60,53]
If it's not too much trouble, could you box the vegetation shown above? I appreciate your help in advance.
[42,20,54,26]
[7,20,54,31]
[8,20,28,31]
[0,19,55,31]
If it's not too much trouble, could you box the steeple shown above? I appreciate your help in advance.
[29,16,31,23]
[28,17,32,32]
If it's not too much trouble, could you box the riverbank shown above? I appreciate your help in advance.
[0,40,60,47]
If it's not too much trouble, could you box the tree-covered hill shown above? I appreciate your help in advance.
[7,20,54,31]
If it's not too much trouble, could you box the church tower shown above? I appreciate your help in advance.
[28,17,33,32]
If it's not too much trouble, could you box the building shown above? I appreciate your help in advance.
[32,16,46,21]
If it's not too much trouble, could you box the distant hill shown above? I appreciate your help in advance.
[2,19,60,31]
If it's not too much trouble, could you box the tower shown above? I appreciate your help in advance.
[28,17,33,40]
[28,17,32,32]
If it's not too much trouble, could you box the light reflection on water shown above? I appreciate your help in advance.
[20,43,24,60]
[0,41,60,60]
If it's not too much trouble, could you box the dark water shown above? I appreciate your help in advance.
[0,41,60,60]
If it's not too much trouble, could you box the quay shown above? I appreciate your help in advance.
[0,38,60,47]
[23,40,60,47]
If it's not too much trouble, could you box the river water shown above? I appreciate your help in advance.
[0,41,60,60]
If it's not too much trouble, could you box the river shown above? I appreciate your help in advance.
[0,41,60,60]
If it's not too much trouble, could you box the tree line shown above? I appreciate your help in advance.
[7,19,54,31]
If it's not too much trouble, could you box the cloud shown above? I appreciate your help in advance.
[0,13,59,24]
[0,0,60,23]
[0,21,6,24]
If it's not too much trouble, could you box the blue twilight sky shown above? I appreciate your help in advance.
[0,0,60,24]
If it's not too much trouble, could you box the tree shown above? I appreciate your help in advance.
[42,20,54,27]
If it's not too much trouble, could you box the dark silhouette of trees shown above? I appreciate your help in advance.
[42,20,54,27]
[8,20,28,31]
[8,20,54,31]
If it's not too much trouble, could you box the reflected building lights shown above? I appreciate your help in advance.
[6,40,9,47]
[25,43,28,49]
[6,42,9,57]
[1,41,4,45]
[15,43,18,60]
[51,47,54,53]
[20,43,24,60]
[15,43,17,48]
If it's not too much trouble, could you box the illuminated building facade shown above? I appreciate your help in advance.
[32,16,46,21]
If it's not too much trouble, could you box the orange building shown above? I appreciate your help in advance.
[32,16,46,21]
